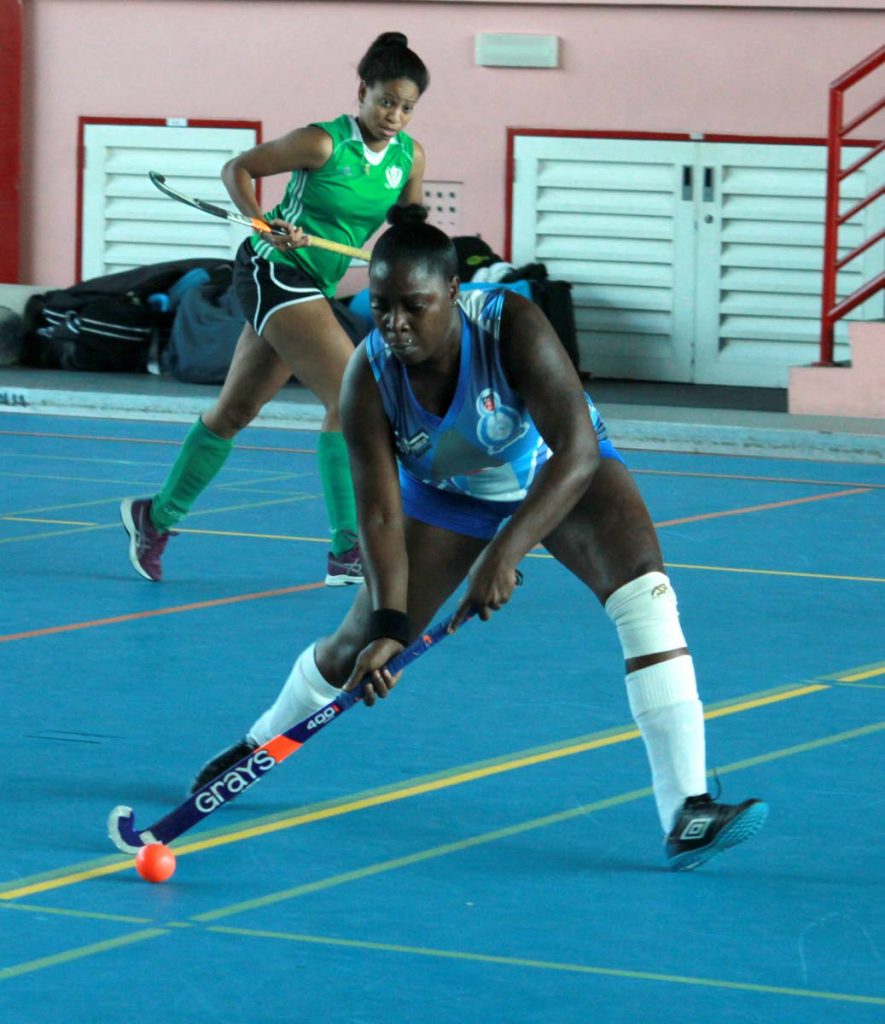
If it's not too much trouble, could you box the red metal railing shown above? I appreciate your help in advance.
[819,45,885,365]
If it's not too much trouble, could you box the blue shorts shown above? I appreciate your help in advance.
[400,437,625,540]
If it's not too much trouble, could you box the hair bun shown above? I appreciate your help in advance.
[386,203,429,227]
[371,31,408,50]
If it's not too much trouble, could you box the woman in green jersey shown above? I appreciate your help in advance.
[121,31,428,586]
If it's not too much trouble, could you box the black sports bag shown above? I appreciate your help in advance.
[35,294,158,373]
[20,257,233,373]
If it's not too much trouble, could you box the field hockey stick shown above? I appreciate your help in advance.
[148,170,372,262]
[108,610,471,854]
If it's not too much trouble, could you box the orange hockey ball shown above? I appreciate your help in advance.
[135,843,176,883]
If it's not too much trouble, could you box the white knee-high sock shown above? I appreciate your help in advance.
[249,644,341,745]
[626,656,708,833]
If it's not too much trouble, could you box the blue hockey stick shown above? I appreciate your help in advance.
[108,612,470,854]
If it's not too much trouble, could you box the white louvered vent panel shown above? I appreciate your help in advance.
[82,124,257,277]
[534,233,675,265]
[513,135,882,386]
[534,157,678,192]
[534,211,674,241]
[535,187,674,218]
[515,144,695,380]
[694,144,881,385]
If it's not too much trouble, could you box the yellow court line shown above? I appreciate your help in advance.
[0,493,316,543]
[2,512,877,580]
[664,562,885,584]
[2,496,136,515]
[2,901,153,924]
[0,469,170,482]
[176,528,328,543]
[0,524,109,544]
[0,682,828,900]
[0,929,168,981]
[191,786,652,921]
[524,551,885,585]
[839,665,885,683]
[207,926,885,1007]
[1,516,96,526]
[3,429,880,484]
[193,719,884,924]
[2,515,876,575]
[127,684,831,860]
[1,721,882,992]
[2,912,881,1006]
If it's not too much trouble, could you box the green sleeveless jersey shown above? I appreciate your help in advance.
[252,114,415,296]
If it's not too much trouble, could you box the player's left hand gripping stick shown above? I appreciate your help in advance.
[107,604,491,854]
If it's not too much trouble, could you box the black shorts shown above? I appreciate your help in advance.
[234,239,325,336]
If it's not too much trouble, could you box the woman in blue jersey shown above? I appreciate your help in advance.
[120,32,428,586]
[192,206,767,871]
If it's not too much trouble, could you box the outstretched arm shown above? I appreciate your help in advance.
[338,344,413,702]
[340,344,409,611]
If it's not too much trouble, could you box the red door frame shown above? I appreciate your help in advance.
[0,0,23,283]
[76,116,263,280]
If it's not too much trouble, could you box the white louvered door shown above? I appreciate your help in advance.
[512,137,697,382]
[81,123,258,278]
[512,135,884,387]
[694,143,883,386]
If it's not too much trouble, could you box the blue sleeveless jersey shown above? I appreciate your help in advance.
[365,288,610,503]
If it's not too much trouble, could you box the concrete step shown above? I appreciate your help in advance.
[789,321,885,419]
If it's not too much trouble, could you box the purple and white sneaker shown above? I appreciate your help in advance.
[120,497,175,582]
[325,543,364,587]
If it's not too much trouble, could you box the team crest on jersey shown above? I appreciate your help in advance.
[475,389,528,453]
[385,166,404,190]
[396,429,431,458]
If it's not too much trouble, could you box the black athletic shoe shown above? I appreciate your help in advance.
[189,737,257,794]
[665,793,768,871]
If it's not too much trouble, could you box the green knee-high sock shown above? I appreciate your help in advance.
[317,431,357,555]
[150,417,234,530]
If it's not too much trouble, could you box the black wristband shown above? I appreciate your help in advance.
[367,609,412,647]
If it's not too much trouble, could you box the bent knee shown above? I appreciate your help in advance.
[207,398,263,435]
[604,571,687,660]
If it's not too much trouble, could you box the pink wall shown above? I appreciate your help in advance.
[20,0,885,285]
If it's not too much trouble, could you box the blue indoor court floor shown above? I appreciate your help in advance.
[0,411,883,1023]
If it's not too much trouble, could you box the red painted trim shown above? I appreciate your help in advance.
[509,128,694,143]
[0,0,23,282]
[504,126,878,264]
[75,121,86,283]
[507,127,877,146]
[503,130,516,261]
[77,115,262,133]
[75,116,263,281]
